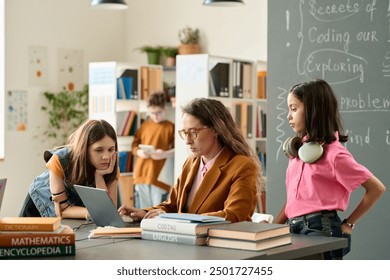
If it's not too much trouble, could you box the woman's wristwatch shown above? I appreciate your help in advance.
[342,219,355,229]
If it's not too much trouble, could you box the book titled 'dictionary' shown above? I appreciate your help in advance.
[0,217,62,232]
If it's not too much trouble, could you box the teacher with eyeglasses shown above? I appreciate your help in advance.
[119,98,264,223]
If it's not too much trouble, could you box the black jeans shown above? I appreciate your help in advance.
[288,210,351,260]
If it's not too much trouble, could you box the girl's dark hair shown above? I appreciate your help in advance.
[182,98,265,192]
[289,79,348,143]
[66,119,118,185]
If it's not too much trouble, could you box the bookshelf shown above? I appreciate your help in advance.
[175,54,267,211]
[88,61,164,207]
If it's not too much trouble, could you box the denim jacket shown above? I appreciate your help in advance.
[28,147,83,217]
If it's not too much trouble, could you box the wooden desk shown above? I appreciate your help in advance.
[56,219,347,260]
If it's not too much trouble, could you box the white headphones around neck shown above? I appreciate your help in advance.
[283,136,324,163]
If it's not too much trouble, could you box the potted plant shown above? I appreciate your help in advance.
[137,45,163,65]
[162,46,179,67]
[178,26,201,54]
[40,85,89,145]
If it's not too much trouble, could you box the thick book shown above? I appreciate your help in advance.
[0,217,62,232]
[208,221,290,241]
[142,230,207,245]
[140,217,229,236]
[0,225,75,247]
[207,234,291,251]
[0,244,75,259]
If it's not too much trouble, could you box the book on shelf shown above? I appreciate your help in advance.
[121,69,138,99]
[210,62,229,97]
[140,67,163,100]
[0,225,75,247]
[0,244,75,258]
[117,77,133,100]
[207,234,291,251]
[88,226,141,239]
[118,151,131,173]
[140,214,229,236]
[232,61,243,98]
[208,221,290,241]
[0,217,62,232]
[142,230,207,245]
[242,62,252,99]
[121,111,136,136]
[257,70,267,99]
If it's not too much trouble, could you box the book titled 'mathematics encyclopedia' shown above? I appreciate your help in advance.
[0,244,75,258]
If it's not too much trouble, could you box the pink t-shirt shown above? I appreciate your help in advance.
[285,138,372,218]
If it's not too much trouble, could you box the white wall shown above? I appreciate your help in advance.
[0,0,267,217]
[0,0,127,217]
[125,0,267,63]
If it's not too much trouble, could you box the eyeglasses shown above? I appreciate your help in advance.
[178,127,209,140]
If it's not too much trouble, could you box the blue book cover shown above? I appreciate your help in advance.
[122,77,133,100]
[118,151,128,173]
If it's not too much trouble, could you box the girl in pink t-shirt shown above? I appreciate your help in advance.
[274,79,386,259]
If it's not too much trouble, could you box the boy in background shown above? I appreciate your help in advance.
[132,91,175,208]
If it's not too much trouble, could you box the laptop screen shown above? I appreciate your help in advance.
[0,178,7,213]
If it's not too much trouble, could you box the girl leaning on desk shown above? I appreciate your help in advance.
[274,79,386,259]
[21,119,119,219]
[119,98,265,223]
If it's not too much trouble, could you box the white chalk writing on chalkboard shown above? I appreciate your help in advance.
[275,87,288,162]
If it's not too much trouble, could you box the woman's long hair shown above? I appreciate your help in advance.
[182,98,265,193]
[66,119,118,185]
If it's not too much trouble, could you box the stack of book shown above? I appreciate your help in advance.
[207,221,291,251]
[141,213,229,246]
[0,217,75,259]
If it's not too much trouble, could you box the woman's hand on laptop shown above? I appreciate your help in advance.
[118,205,146,221]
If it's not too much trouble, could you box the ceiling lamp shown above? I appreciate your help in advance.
[203,0,244,6]
[90,0,128,10]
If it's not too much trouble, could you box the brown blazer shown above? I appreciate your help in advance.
[146,148,257,222]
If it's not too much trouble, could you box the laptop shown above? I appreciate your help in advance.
[0,178,7,213]
[74,184,139,228]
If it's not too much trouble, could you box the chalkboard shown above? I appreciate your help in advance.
[267,0,389,259]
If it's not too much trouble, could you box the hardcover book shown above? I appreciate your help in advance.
[141,230,207,245]
[207,221,290,241]
[207,234,291,251]
[0,217,62,232]
[140,216,229,236]
[0,225,75,247]
[0,244,75,258]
